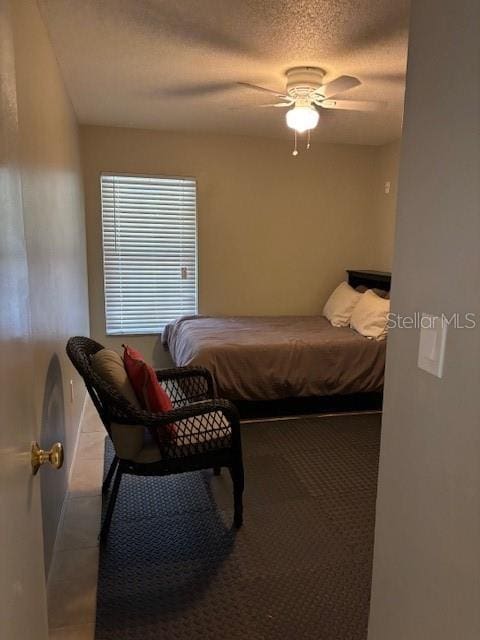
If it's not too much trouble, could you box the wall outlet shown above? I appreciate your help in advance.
[384,181,391,194]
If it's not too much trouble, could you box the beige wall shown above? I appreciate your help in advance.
[373,139,401,271]
[368,0,480,638]
[81,125,398,365]
[11,0,90,576]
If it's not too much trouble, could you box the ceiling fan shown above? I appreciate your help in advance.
[238,67,385,155]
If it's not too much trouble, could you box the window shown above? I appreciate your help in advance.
[101,174,197,335]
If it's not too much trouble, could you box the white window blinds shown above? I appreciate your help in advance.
[101,174,197,335]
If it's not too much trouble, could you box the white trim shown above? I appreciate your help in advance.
[46,389,88,587]
[68,389,88,487]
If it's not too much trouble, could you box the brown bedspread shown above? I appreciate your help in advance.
[163,315,386,401]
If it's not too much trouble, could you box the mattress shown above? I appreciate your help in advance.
[163,315,386,401]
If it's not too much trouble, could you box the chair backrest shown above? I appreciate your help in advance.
[66,336,138,435]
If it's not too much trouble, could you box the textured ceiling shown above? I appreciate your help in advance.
[39,0,410,145]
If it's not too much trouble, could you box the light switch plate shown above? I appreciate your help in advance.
[417,314,447,378]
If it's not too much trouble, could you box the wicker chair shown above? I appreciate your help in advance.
[66,336,244,543]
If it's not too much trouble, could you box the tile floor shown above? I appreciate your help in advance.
[48,397,104,639]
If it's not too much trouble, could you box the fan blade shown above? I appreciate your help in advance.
[315,76,361,98]
[227,100,295,111]
[320,99,386,112]
[237,81,288,99]
[258,101,293,108]
[228,100,293,111]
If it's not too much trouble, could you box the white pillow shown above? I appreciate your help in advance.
[323,282,362,327]
[350,289,390,339]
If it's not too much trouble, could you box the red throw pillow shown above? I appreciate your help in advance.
[122,345,176,444]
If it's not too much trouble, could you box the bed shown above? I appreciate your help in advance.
[163,270,391,402]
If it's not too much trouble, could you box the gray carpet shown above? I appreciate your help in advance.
[96,413,381,640]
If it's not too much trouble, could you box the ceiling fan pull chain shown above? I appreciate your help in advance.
[307,129,311,150]
[292,130,299,157]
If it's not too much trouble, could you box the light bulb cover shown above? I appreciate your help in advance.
[286,105,319,133]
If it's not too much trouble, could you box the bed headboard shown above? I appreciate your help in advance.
[347,269,392,292]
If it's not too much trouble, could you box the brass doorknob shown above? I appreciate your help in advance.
[31,442,64,476]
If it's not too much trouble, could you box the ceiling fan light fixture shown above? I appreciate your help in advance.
[286,104,319,133]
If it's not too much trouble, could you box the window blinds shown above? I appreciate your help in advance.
[101,174,197,335]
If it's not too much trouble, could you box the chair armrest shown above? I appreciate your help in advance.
[155,365,214,387]
[148,398,239,429]
[110,398,239,431]
[155,366,215,403]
